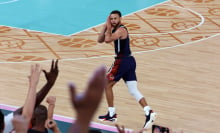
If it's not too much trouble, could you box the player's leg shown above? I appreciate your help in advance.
[105,80,116,107]
[125,80,156,129]
[98,80,118,122]
[124,56,156,129]
[98,59,122,122]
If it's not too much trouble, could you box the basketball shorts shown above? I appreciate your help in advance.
[107,56,137,82]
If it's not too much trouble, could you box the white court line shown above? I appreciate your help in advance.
[0,1,170,36]
[0,0,216,64]
[0,0,19,4]
[133,33,220,54]
[0,33,219,64]
[131,4,205,36]
[87,4,205,36]
[68,0,171,36]
[0,103,128,132]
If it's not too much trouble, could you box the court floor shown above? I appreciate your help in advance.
[0,0,220,133]
[0,0,167,35]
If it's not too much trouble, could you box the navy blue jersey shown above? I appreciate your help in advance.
[107,25,137,82]
[112,25,131,57]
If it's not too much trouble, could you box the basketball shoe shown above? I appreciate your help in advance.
[143,110,156,129]
[98,112,117,122]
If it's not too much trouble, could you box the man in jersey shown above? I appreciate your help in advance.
[97,10,156,129]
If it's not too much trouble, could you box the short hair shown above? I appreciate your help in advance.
[110,10,122,17]
[0,110,4,132]
[31,105,48,126]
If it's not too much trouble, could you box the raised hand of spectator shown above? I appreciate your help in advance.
[23,64,41,123]
[12,64,41,133]
[68,65,107,133]
[45,120,61,133]
[42,59,59,86]
[28,64,42,90]
[46,96,56,120]
[46,96,56,105]
[12,115,29,133]
[35,59,59,108]
[115,124,147,133]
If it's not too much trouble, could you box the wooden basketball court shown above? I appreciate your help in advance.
[0,0,220,133]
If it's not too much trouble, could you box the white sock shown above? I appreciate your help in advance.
[144,106,151,116]
[108,107,115,117]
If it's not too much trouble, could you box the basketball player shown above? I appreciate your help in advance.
[97,10,156,129]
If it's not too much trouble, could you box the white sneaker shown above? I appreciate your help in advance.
[143,110,156,129]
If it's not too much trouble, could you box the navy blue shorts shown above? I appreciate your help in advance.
[107,56,137,82]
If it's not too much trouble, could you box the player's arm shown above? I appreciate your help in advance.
[97,24,107,43]
[104,27,126,43]
[104,16,127,43]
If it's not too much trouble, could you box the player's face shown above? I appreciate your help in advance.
[110,14,121,28]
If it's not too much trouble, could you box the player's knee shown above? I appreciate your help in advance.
[106,80,116,89]
[126,81,143,101]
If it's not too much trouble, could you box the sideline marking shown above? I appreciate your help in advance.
[69,0,170,36]
[0,104,128,132]
[0,33,219,64]
[88,4,205,36]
